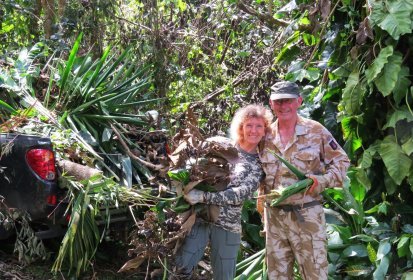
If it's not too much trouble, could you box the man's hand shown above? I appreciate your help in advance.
[184,189,205,205]
[307,175,321,196]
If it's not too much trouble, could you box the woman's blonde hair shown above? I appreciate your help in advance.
[230,104,273,145]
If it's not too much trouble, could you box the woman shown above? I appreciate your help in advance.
[173,104,273,280]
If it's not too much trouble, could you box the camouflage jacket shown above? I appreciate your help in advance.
[259,116,350,205]
[204,146,264,233]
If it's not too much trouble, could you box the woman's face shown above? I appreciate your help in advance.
[241,117,266,146]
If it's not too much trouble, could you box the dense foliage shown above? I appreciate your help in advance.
[1,0,413,279]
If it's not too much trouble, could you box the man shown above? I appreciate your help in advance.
[259,81,350,280]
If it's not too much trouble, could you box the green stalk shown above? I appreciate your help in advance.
[266,149,307,180]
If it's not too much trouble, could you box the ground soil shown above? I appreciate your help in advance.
[0,236,148,280]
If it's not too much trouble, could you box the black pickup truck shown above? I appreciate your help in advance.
[0,133,67,239]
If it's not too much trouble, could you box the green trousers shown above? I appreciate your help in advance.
[174,220,241,280]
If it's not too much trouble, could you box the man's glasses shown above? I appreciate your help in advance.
[273,98,296,105]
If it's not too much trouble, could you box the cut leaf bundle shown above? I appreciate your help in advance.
[270,178,313,207]
[266,149,313,206]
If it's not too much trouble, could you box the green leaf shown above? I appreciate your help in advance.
[367,242,377,263]
[402,272,413,280]
[393,66,411,104]
[382,106,413,129]
[369,0,413,40]
[275,45,301,65]
[342,244,368,257]
[365,46,393,83]
[59,32,83,94]
[397,235,411,257]
[374,53,402,97]
[359,141,381,169]
[378,135,412,185]
[355,168,371,191]
[341,70,365,115]
[402,138,413,156]
[373,255,390,280]
[0,100,17,114]
[376,239,391,261]
[173,196,191,213]
[167,169,190,184]
[345,264,373,276]
[410,238,413,256]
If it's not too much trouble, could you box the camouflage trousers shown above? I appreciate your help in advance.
[264,202,328,280]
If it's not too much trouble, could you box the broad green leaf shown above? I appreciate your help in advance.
[369,0,413,40]
[384,168,398,195]
[359,140,381,169]
[382,106,413,129]
[177,0,187,12]
[349,173,366,202]
[365,46,393,83]
[397,235,411,257]
[377,201,390,215]
[342,244,368,257]
[367,242,377,263]
[393,66,411,104]
[410,238,413,256]
[341,71,365,115]
[376,239,391,260]
[343,133,362,159]
[402,272,413,280]
[402,138,413,156]
[275,45,301,65]
[373,255,389,280]
[167,169,190,184]
[355,168,371,191]
[403,224,413,234]
[345,265,372,276]
[378,135,412,185]
[375,53,402,96]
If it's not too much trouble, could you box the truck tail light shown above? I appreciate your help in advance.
[47,194,57,206]
[26,149,56,181]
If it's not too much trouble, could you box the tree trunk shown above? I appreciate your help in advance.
[41,0,55,39]
[58,0,65,18]
[57,159,102,181]
[29,0,42,39]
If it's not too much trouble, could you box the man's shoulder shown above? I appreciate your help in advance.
[298,116,328,133]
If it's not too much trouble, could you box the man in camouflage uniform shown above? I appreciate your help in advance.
[259,81,350,280]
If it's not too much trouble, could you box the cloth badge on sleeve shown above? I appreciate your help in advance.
[329,139,338,150]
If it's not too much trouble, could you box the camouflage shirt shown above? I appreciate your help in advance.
[259,116,350,205]
[204,146,264,233]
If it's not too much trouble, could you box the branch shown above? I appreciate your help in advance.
[111,124,165,171]
[237,1,290,28]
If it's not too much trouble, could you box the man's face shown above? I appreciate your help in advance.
[269,97,302,121]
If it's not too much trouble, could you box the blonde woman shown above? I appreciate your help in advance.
[174,104,273,280]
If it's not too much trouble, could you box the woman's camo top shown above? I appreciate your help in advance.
[203,145,264,233]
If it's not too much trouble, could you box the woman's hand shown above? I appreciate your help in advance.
[184,189,205,205]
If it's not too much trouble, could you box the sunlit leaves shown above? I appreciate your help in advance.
[285,61,320,82]
[369,0,413,40]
